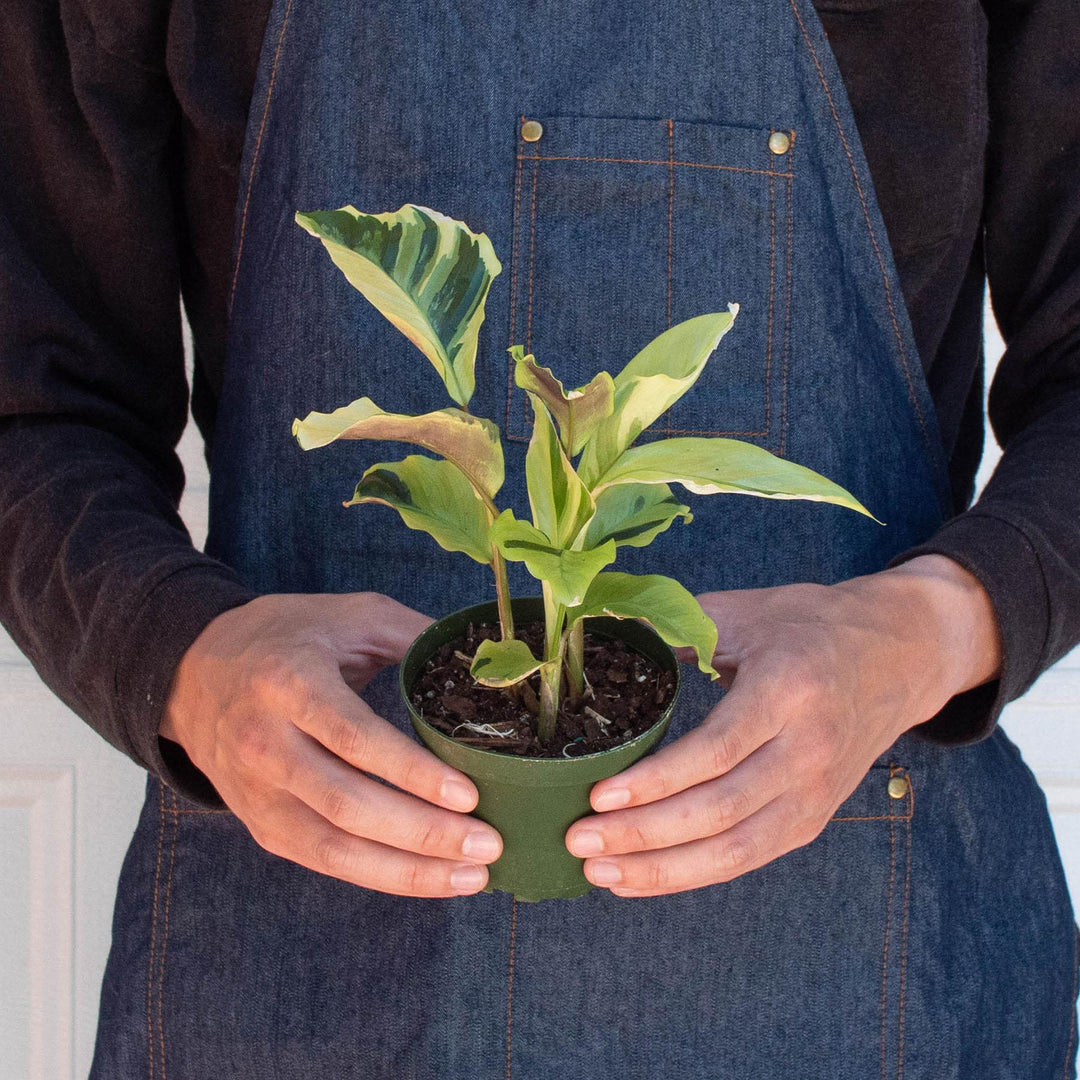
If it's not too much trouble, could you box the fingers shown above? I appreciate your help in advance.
[587,674,783,812]
[586,795,819,897]
[323,592,435,666]
[566,740,787,859]
[286,733,503,865]
[250,789,493,898]
[291,673,483,814]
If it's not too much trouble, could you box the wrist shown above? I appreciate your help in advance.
[879,554,1003,696]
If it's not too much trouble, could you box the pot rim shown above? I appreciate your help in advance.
[400,596,681,765]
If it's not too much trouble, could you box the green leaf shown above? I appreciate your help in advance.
[591,436,879,520]
[343,456,492,564]
[292,396,504,501]
[295,204,501,407]
[524,399,594,547]
[582,483,692,549]
[490,510,617,607]
[578,307,739,485]
[470,637,552,688]
[510,346,615,456]
[569,572,719,678]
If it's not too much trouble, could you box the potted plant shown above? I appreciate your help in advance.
[291,204,875,901]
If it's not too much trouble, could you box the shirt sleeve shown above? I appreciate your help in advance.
[893,0,1080,744]
[0,2,257,806]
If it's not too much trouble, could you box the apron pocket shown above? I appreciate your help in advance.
[505,114,794,452]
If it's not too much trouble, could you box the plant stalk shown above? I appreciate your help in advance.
[565,619,585,704]
[489,545,515,640]
[537,582,566,745]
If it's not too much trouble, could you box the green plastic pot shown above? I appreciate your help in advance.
[400,597,680,902]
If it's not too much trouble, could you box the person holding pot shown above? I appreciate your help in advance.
[1,0,1078,1076]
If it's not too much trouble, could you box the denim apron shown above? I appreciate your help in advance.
[90,0,1079,1076]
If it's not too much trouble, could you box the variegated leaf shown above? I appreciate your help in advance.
[344,456,492,564]
[292,396,504,500]
[490,510,616,608]
[569,572,719,677]
[591,436,879,520]
[471,638,553,688]
[295,204,501,407]
[524,398,595,547]
[510,345,615,456]
[582,483,692,550]
[577,307,738,486]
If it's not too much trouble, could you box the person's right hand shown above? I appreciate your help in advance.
[159,591,502,897]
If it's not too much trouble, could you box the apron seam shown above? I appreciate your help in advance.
[897,796,912,1080]
[506,117,526,435]
[779,136,795,457]
[517,154,792,178]
[227,0,296,320]
[666,118,675,330]
[660,118,676,431]
[785,0,930,450]
[147,781,164,1080]
[1063,924,1079,1080]
[156,790,179,1080]
[879,770,897,1080]
[506,897,518,1080]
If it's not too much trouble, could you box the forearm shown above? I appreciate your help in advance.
[0,416,257,802]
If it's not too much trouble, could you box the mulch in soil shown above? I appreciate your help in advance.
[409,619,676,758]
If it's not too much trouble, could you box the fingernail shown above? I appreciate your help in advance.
[450,864,486,893]
[594,787,630,812]
[569,830,604,857]
[461,830,500,861]
[440,778,476,811]
[586,860,622,885]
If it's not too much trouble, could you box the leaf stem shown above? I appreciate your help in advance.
[565,619,585,704]
[490,545,515,640]
[537,582,565,745]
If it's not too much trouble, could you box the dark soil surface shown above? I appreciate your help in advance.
[409,620,675,757]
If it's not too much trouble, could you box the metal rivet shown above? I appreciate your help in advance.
[887,775,909,800]
[768,130,791,156]
[521,119,544,143]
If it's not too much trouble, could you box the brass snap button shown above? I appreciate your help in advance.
[768,130,791,156]
[887,775,909,800]
[521,119,544,143]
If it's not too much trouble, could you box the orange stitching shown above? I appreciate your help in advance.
[156,791,179,1080]
[779,158,794,458]
[660,119,676,431]
[521,156,540,430]
[147,783,164,1080]
[830,813,913,823]
[763,171,776,436]
[879,764,898,1080]
[506,119,526,435]
[506,898,518,1080]
[227,0,296,319]
[666,119,674,329]
[516,154,793,179]
[510,127,792,442]
[651,425,768,437]
[785,0,929,443]
[1063,926,1079,1079]
[897,803,912,1079]
[163,807,231,815]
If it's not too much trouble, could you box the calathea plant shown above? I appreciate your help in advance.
[291,204,875,750]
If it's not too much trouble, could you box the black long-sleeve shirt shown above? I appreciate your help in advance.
[1,0,1078,806]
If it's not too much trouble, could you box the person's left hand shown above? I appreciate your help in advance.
[564,554,1002,897]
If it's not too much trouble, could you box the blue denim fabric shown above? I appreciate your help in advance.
[91,0,1079,1075]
